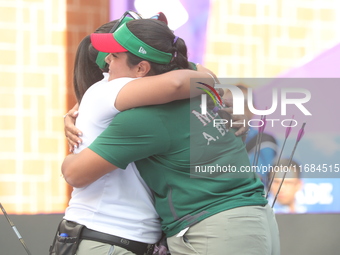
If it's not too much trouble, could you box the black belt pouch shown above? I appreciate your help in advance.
[49,220,85,255]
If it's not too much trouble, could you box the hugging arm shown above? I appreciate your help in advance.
[114,67,216,111]
[64,65,217,151]
[62,148,118,188]
[62,110,167,188]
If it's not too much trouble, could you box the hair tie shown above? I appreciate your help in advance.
[173,36,179,45]
[171,51,177,62]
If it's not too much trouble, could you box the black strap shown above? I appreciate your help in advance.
[80,227,154,255]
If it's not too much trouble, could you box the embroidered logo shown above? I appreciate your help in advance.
[138,46,147,54]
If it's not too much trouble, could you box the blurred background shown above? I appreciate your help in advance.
[1,0,339,215]
[0,0,340,253]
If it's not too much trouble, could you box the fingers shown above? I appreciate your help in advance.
[196,63,220,84]
[216,109,232,129]
[65,130,82,152]
[196,63,211,73]
[232,114,249,137]
[222,107,233,114]
[234,125,249,137]
[64,110,82,152]
[216,88,224,97]
[220,107,249,137]
[223,97,233,107]
[69,108,79,117]
[66,136,77,153]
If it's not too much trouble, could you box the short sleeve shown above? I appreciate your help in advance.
[88,107,170,169]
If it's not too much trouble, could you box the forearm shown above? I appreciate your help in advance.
[115,69,216,111]
[62,148,118,188]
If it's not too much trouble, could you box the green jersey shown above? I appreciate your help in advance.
[89,97,267,237]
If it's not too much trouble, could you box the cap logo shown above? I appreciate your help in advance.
[94,22,173,64]
[138,46,147,54]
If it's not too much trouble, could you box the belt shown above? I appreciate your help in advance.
[80,227,154,255]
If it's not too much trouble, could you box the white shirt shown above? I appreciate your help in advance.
[64,73,161,243]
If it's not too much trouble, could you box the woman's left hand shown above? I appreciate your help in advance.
[64,104,82,152]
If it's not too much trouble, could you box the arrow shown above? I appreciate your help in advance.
[266,116,294,198]
[0,203,32,255]
[272,122,306,208]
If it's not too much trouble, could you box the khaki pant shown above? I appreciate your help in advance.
[167,204,280,255]
[75,240,136,255]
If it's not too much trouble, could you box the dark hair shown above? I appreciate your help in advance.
[73,20,118,103]
[125,19,191,75]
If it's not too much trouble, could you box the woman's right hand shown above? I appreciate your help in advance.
[196,63,220,84]
[64,104,82,152]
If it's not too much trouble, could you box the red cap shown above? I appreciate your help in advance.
[90,33,128,53]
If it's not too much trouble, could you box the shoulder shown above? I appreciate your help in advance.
[86,77,137,98]
[105,77,137,91]
[108,77,137,85]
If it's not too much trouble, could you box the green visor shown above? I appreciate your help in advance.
[91,22,173,64]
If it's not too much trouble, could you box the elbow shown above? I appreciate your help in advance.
[61,162,87,188]
[172,79,186,96]
[171,78,183,92]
